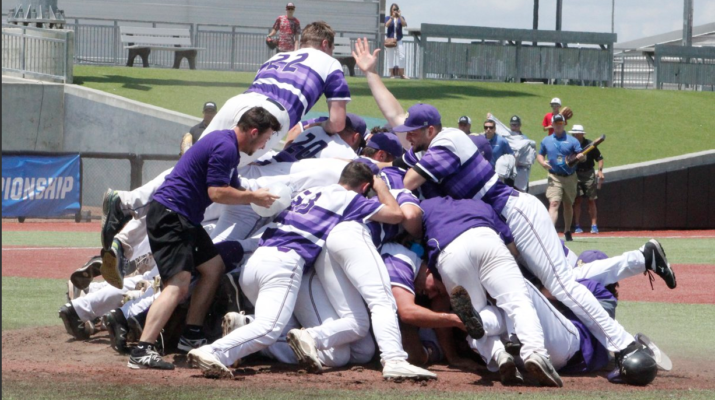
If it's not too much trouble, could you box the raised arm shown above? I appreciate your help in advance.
[352,38,407,128]
[321,100,347,134]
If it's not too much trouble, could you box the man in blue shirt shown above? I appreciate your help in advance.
[536,114,583,241]
[484,118,513,168]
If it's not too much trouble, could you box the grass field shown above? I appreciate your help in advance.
[73,65,715,181]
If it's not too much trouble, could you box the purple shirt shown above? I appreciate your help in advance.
[380,166,407,190]
[382,243,422,295]
[246,48,351,128]
[260,184,382,266]
[421,196,514,270]
[153,130,240,224]
[411,129,515,214]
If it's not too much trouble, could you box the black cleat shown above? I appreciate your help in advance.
[641,239,676,289]
[59,303,90,340]
[564,231,573,242]
[128,346,175,370]
[101,189,132,251]
[449,286,485,340]
[104,309,129,354]
[70,256,103,291]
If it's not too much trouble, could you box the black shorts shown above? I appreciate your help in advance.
[146,201,219,282]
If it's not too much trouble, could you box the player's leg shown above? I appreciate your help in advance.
[505,192,635,353]
[573,197,584,233]
[178,255,225,352]
[209,204,266,243]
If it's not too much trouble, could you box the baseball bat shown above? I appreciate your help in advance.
[566,134,606,167]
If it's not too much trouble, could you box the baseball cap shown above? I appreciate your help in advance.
[458,116,472,125]
[392,104,442,133]
[510,115,521,125]
[569,125,586,135]
[552,114,565,124]
[576,250,608,265]
[551,97,562,105]
[345,113,367,138]
[366,132,404,158]
[203,101,217,112]
[352,157,380,175]
[286,2,295,8]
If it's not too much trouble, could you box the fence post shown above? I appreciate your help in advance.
[230,26,236,70]
[113,20,118,65]
[76,156,83,223]
[129,155,144,190]
[420,32,426,80]
[21,27,26,78]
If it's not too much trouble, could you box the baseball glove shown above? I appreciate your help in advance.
[560,106,573,120]
[266,36,278,50]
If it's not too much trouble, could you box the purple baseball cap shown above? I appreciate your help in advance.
[366,132,404,158]
[577,250,609,265]
[392,104,442,133]
[352,157,380,175]
[345,113,367,137]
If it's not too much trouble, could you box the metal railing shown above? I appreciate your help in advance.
[2,23,74,82]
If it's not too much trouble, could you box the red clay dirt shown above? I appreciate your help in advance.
[2,248,100,280]
[2,220,101,233]
[2,326,715,393]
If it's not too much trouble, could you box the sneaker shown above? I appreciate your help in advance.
[100,239,126,289]
[104,309,129,354]
[287,329,323,374]
[178,336,208,353]
[222,311,253,337]
[574,225,584,234]
[59,303,90,340]
[128,345,175,370]
[640,239,676,289]
[180,132,193,157]
[70,256,103,290]
[564,231,573,242]
[382,359,437,380]
[101,188,132,251]
[591,225,599,234]
[524,353,563,387]
[496,351,524,386]
[188,347,234,379]
[449,286,484,339]
[66,280,85,302]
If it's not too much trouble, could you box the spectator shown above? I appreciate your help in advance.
[457,116,472,134]
[570,125,604,235]
[536,114,583,241]
[189,101,218,144]
[267,3,301,53]
[385,3,407,79]
[542,97,567,135]
[483,118,513,168]
[507,115,536,193]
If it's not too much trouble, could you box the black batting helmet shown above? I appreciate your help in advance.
[619,346,658,386]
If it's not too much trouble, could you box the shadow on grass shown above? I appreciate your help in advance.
[75,75,250,91]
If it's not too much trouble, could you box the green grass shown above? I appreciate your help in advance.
[2,277,66,330]
[565,237,715,265]
[2,380,713,400]
[2,231,99,248]
[74,65,715,182]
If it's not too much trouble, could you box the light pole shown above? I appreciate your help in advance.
[611,0,615,34]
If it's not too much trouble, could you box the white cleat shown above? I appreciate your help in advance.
[287,328,323,374]
[382,359,437,381]
[221,311,253,337]
[188,346,234,379]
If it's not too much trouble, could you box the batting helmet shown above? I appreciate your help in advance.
[615,346,658,386]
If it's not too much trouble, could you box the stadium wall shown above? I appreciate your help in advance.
[530,151,715,231]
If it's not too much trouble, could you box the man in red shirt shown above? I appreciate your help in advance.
[267,3,301,53]
[542,97,567,135]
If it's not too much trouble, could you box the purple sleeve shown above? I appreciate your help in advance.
[323,69,351,101]
[229,169,241,189]
[396,191,420,208]
[206,141,237,188]
[414,146,461,183]
[403,148,419,167]
[301,117,328,128]
[384,254,416,294]
[343,195,383,222]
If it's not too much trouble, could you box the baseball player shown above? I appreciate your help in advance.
[352,37,662,370]
[186,162,417,379]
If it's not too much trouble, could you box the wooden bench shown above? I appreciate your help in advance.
[120,26,202,70]
[333,36,356,76]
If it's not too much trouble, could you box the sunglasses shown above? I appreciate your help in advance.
[484,126,495,130]
[287,7,295,10]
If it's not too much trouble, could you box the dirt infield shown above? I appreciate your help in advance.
[2,248,100,280]
[2,220,101,233]
[2,326,714,393]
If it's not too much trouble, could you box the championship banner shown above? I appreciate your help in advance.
[2,154,81,218]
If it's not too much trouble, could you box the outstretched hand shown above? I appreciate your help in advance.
[352,38,380,74]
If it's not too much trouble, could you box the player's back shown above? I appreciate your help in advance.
[247,48,351,128]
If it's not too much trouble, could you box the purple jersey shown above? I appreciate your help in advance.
[380,166,407,190]
[246,48,351,128]
[412,128,515,214]
[382,242,422,295]
[260,184,382,266]
[422,196,514,270]
[153,130,240,224]
[559,278,613,374]
[366,189,420,248]
[469,134,493,163]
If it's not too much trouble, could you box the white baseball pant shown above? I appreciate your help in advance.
[117,167,173,219]
[202,92,290,166]
[435,227,548,361]
[73,267,158,322]
[573,250,646,286]
[207,247,305,367]
[312,221,408,363]
[502,191,634,352]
